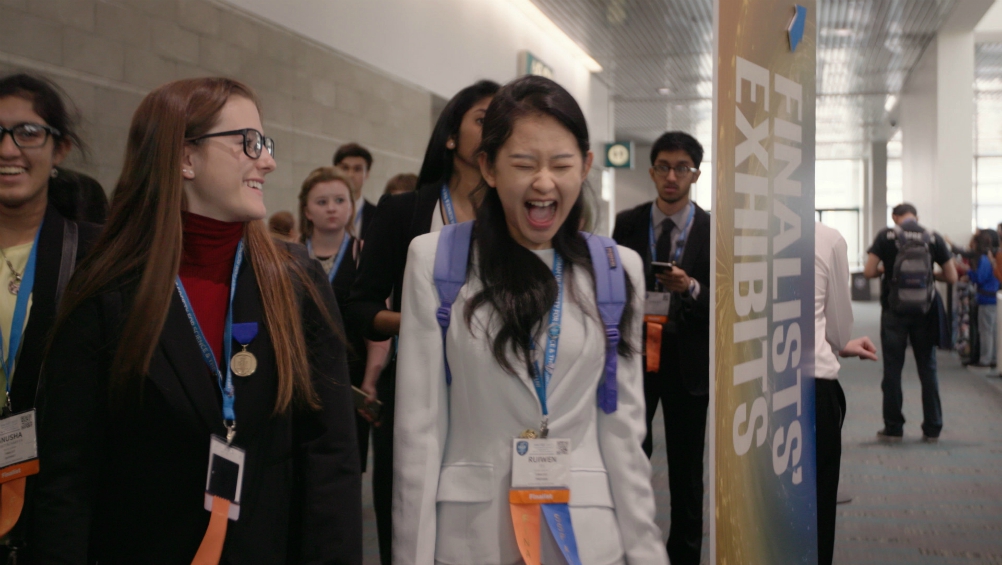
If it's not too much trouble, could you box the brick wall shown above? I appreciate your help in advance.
[0,0,432,217]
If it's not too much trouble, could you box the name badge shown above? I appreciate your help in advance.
[204,435,245,521]
[645,291,670,317]
[511,437,570,489]
[0,410,38,481]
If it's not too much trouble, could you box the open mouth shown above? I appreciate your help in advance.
[0,166,28,177]
[244,180,263,191]
[525,200,557,228]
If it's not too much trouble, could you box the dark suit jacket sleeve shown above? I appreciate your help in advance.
[674,211,711,316]
[33,293,116,565]
[345,193,410,341]
[297,259,363,564]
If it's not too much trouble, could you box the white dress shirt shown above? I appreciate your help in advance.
[815,222,853,380]
[393,233,668,565]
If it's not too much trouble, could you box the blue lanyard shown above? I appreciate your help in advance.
[531,253,564,418]
[440,184,457,225]
[175,240,244,440]
[307,235,351,283]
[0,223,43,401]
[648,202,695,264]
[354,201,364,231]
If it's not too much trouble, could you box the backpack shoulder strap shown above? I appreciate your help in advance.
[55,218,79,309]
[582,232,627,414]
[433,221,474,386]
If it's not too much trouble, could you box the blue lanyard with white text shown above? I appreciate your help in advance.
[648,202,695,264]
[354,202,364,229]
[440,184,457,225]
[531,253,564,426]
[307,236,351,283]
[0,223,42,406]
[175,239,243,442]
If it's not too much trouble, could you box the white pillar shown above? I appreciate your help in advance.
[899,0,993,244]
[868,141,888,245]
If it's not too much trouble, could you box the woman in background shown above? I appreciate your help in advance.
[345,78,499,565]
[299,166,389,472]
[0,73,104,563]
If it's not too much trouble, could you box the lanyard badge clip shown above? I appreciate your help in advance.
[225,421,236,445]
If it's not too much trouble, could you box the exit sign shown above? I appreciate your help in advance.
[518,51,554,79]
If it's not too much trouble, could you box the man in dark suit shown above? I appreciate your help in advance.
[612,131,710,565]
[334,142,377,239]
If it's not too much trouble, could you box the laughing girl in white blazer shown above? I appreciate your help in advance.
[393,76,668,565]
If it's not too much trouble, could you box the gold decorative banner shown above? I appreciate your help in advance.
[711,1,818,563]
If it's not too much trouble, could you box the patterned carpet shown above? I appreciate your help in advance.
[359,300,1002,564]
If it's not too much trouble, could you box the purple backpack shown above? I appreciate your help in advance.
[433,221,626,414]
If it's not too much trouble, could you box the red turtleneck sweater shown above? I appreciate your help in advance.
[179,212,244,366]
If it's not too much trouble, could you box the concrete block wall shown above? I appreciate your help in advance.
[0,0,432,217]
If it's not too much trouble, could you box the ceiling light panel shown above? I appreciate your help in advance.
[529,0,957,158]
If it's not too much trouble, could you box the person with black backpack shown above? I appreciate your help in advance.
[864,203,958,443]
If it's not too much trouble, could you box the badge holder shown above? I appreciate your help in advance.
[192,435,245,565]
[644,291,670,373]
[509,437,582,565]
[0,409,39,538]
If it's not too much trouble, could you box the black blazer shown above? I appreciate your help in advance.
[358,199,377,241]
[613,201,711,395]
[6,205,100,562]
[346,183,439,341]
[33,244,362,565]
[329,236,366,387]
[12,204,100,415]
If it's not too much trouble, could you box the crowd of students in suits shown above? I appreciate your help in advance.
[0,67,870,565]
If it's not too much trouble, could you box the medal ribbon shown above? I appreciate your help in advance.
[511,252,582,565]
[175,239,244,435]
[307,235,352,283]
[0,223,42,389]
[440,184,458,225]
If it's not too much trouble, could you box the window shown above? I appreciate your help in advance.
[816,159,864,270]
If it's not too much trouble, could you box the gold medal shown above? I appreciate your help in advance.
[231,347,257,377]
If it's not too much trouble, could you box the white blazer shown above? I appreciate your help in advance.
[393,232,668,565]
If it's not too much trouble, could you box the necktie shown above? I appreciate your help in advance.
[656,218,675,264]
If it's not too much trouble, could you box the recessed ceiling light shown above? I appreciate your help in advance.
[658,87,672,95]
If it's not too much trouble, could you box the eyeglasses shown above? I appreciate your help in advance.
[653,163,698,178]
[0,123,61,149]
[186,128,275,160]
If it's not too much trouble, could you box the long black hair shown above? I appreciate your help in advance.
[464,75,636,377]
[417,79,500,188]
[0,73,85,156]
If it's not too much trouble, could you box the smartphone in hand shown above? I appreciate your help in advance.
[651,261,675,274]
[352,386,382,422]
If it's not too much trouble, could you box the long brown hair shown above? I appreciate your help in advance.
[297,166,355,243]
[57,78,322,413]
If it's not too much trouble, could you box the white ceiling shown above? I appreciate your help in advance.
[529,0,960,159]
